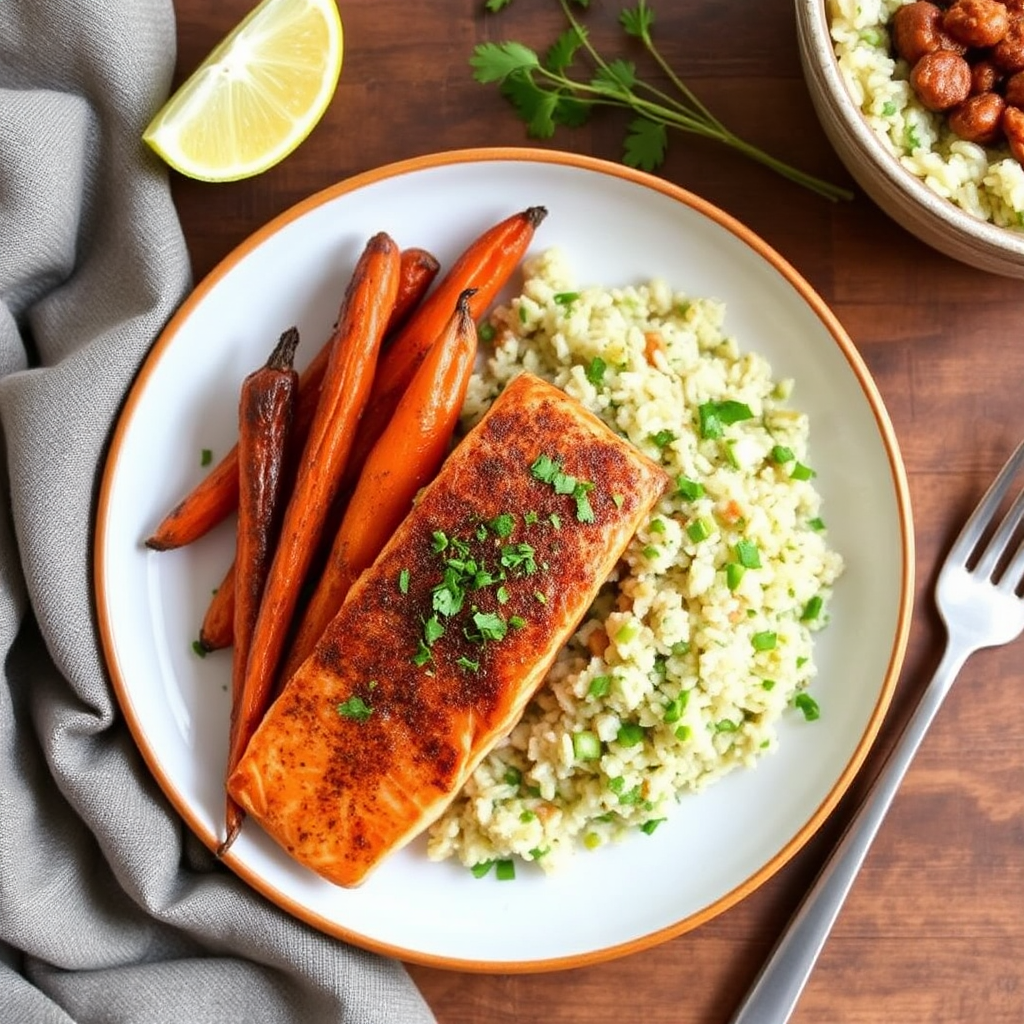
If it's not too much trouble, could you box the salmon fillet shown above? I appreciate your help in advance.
[228,372,670,887]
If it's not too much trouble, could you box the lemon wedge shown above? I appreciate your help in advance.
[144,0,343,182]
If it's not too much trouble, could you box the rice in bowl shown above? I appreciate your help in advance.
[425,248,844,876]
[829,0,1024,228]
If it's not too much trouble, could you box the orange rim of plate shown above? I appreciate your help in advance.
[94,145,915,973]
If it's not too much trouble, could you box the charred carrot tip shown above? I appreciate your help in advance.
[525,205,548,228]
[267,326,300,372]
[216,819,242,858]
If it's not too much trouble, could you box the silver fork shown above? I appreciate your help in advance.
[728,438,1024,1024]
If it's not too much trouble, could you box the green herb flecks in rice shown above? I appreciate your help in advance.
[426,247,843,875]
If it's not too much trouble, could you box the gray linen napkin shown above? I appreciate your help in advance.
[0,2,437,1021]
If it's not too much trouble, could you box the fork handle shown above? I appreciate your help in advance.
[727,640,969,1024]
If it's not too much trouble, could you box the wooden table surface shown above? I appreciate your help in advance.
[167,2,1024,1021]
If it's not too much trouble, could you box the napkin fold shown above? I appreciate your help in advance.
[0,2,436,1020]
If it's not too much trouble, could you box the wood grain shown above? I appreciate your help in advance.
[166,1,1024,1021]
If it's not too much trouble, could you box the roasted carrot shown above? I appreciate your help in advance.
[223,233,401,815]
[387,247,442,338]
[146,450,239,552]
[184,250,441,652]
[219,327,299,855]
[198,562,235,651]
[286,247,441,442]
[145,246,439,552]
[290,207,547,607]
[191,247,440,647]
[281,288,480,679]
[341,207,547,483]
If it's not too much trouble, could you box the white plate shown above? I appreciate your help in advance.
[95,148,914,972]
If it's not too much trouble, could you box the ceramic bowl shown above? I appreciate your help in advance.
[796,0,1024,278]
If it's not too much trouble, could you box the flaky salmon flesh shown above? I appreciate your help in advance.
[228,372,670,887]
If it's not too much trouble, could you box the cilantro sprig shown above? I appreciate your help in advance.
[412,517,541,670]
[337,695,374,723]
[530,452,596,523]
[472,0,852,201]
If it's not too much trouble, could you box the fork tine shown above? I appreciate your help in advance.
[998,533,1024,595]
[948,439,1024,566]
[974,482,1024,580]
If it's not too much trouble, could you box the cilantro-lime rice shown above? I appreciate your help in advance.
[425,248,844,874]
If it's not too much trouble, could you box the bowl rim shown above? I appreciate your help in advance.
[797,0,1024,259]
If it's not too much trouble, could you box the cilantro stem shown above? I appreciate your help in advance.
[472,0,853,202]
[565,0,722,133]
[620,2,726,131]
[522,65,720,141]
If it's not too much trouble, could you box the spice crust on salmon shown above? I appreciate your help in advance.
[228,372,669,887]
